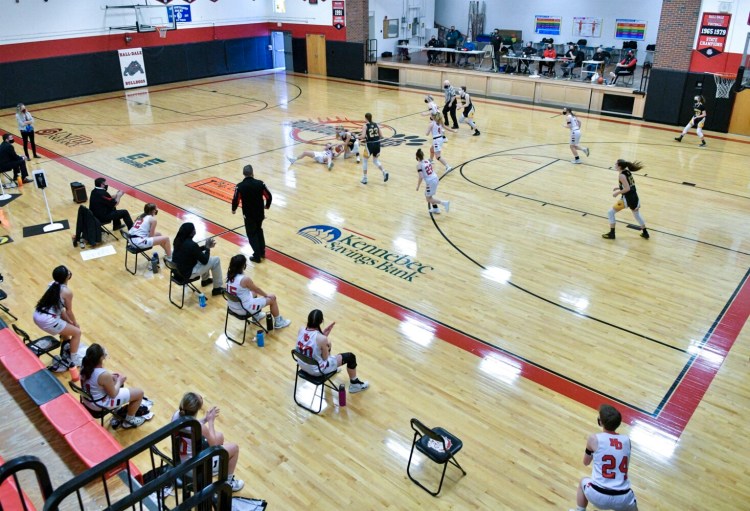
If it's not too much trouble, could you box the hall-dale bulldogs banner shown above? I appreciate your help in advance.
[696,12,731,58]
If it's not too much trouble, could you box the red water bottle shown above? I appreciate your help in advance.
[338,384,346,406]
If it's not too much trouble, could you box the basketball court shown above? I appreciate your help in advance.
[1,69,749,509]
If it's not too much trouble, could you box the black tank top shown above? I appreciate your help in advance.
[365,122,380,142]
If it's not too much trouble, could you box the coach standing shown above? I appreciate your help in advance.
[232,164,272,263]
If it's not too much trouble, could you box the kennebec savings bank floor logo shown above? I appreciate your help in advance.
[288,117,426,147]
[297,225,434,282]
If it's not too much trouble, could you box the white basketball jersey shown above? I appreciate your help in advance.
[226,274,257,313]
[129,215,154,238]
[296,328,331,373]
[418,159,437,181]
[591,432,632,491]
[430,121,443,139]
[567,114,581,132]
[427,101,439,116]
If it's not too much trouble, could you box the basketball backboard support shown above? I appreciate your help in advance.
[105,4,176,33]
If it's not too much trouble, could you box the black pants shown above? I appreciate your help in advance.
[99,209,133,230]
[244,217,266,260]
[446,45,457,63]
[0,159,28,181]
[21,131,38,158]
[442,102,458,129]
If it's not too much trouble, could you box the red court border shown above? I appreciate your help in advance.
[4,73,749,437]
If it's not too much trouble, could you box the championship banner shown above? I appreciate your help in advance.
[615,19,646,40]
[535,15,561,36]
[332,0,345,30]
[118,48,148,89]
[697,12,731,58]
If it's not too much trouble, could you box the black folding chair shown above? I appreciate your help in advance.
[291,349,339,414]
[164,259,200,309]
[68,381,128,428]
[0,289,18,321]
[12,324,61,365]
[222,290,267,346]
[120,228,152,275]
[407,418,466,496]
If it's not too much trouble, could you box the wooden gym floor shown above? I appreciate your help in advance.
[1,70,749,510]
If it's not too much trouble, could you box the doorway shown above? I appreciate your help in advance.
[272,31,293,71]
[306,34,327,75]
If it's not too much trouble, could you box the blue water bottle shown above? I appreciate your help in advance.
[198,292,207,308]
[256,330,265,347]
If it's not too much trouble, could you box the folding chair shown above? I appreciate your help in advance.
[120,228,152,275]
[291,349,339,414]
[68,381,128,428]
[164,259,200,309]
[222,290,267,346]
[12,324,61,365]
[101,224,119,241]
[406,418,466,496]
[478,44,494,71]
[0,289,18,321]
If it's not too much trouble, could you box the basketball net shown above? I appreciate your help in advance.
[156,26,167,39]
[712,73,735,99]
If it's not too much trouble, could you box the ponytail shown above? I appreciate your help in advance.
[35,265,69,313]
[80,343,105,382]
[178,392,203,417]
[136,203,157,222]
[616,159,644,172]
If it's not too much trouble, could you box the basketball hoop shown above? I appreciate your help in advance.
[711,72,736,99]
[156,25,167,39]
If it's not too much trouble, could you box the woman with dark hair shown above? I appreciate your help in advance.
[171,391,244,492]
[295,309,369,393]
[33,265,82,372]
[128,203,172,258]
[80,343,152,429]
[171,222,223,297]
[225,254,291,329]
[602,160,649,240]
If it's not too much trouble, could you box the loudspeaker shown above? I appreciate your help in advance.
[70,182,87,203]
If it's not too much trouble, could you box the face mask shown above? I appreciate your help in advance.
[103,184,109,191]
[22,109,26,113]
[443,85,449,89]
[562,110,567,115]
[7,138,14,144]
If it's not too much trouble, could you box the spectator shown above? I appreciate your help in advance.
[608,50,637,86]
[80,343,152,429]
[519,42,537,74]
[231,164,272,264]
[442,80,459,130]
[15,104,39,159]
[295,309,369,394]
[585,47,606,81]
[562,45,584,79]
[172,392,244,492]
[128,203,172,259]
[90,177,133,231]
[490,29,503,72]
[225,254,291,329]
[397,39,411,61]
[456,38,476,68]
[33,265,82,373]
[0,133,32,185]
[172,222,224,297]
[426,35,440,65]
[445,26,461,65]
[538,43,557,76]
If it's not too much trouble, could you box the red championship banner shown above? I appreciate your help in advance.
[697,12,731,58]
[333,0,346,30]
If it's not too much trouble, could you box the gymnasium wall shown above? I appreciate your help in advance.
[433,0,662,62]
[369,0,436,56]
[688,0,750,74]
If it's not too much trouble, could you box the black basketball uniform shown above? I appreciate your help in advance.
[365,121,381,158]
[692,102,706,127]
[460,92,475,118]
[620,169,639,210]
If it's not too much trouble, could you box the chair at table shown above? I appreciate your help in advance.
[406,418,466,496]
[291,349,339,414]
[222,290,267,346]
[164,259,201,309]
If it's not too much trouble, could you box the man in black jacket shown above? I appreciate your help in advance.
[232,165,272,264]
[89,177,133,230]
[490,29,503,72]
[0,134,32,184]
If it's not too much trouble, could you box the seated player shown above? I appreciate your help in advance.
[224,254,291,329]
[287,143,341,170]
[128,203,172,260]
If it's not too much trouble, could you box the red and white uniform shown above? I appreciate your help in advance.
[82,367,131,411]
[313,149,333,164]
[417,159,439,197]
[296,327,337,375]
[225,274,267,316]
[567,113,582,146]
[582,432,637,511]
[426,101,439,117]
[32,283,67,335]
[430,120,445,153]
[128,215,155,249]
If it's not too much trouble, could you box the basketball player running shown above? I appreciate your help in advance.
[674,95,707,146]
[602,160,649,240]
[415,148,450,215]
[288,143,341,170]
[336,126,361,163]
[569,404,638,511]
[426,112,456,175]
[458,86,480,136]
[563,107,589,164]
[422,95,440,117]
[359,113,389,185]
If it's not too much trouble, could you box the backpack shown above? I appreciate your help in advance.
[232,497,268,510]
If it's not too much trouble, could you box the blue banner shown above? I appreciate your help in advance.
[168,5,191,23]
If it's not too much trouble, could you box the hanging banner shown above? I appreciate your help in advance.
[696,12,731,58]
[535,15,561,36]
[615,19,646,40]
[118,48,148,89]
[332,0,346,30]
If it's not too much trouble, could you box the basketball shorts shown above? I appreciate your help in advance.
[229,296,269,316]
[299,356,338,376]
[462,105,475,119]
[130,236,154,250]
[313,152,328,164]
[87,387,131,411]
[692,117,705,129]
[582,479,638,511]
[33,310,67,335]
[432,137,444,153]
[570,129,581,145]
[366,142,381,158]
[424,177,439,197]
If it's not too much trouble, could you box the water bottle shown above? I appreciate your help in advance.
[198,293,207,308]
[256,330,264,347]
[69,366,80,382]
[266,312,274,331]
[151,252,159,273]
[17,176,23,188]
[338,384,346,406]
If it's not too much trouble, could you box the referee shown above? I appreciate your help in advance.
[231,164,272,263]
[442,80,459,129]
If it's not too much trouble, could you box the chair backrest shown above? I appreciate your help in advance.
[222,289,252,317]
[11,323,30,343]
[68,380,106,412]
[410,418,442,441]
[164,258,191,284]
[291,348,317,368]
[120,228,139,250]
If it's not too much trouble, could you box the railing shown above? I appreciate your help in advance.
[0,455,54,511]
